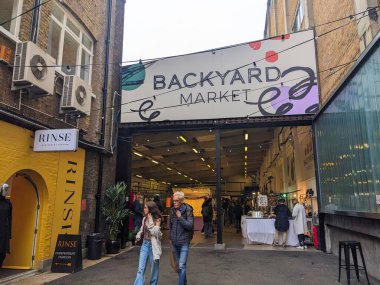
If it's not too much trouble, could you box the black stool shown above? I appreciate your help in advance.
[338,241,370,285]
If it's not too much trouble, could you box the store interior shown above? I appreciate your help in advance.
[129,125,319,248]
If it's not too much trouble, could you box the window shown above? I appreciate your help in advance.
[293,0,304,32]
[0,0,23,38]
[47,1,93,83]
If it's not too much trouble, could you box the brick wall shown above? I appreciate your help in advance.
[312,0,360,104]
[0,0,125,246]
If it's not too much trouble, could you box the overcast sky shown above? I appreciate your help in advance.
[123,0,268,63]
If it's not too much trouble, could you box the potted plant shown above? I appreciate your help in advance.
[102,182,130,254]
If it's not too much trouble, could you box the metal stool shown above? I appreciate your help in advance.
[338,241,370,285]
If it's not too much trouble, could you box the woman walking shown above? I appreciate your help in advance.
[134,201,162,285]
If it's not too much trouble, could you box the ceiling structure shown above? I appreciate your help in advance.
[131,127,276,185]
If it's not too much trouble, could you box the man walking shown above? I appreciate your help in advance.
[169,191,194,285]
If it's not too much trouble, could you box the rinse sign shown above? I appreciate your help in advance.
[121,30,319,123]
[34,129,79,152]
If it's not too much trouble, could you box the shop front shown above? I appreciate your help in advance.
[313,33,380,280]
[0,120,85,271]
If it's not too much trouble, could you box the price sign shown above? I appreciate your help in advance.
[258,195,268,207]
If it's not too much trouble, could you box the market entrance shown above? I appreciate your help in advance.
[117,120,318,248]
[2,171,40,270]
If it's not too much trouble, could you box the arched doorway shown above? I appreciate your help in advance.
[3,172,40,269]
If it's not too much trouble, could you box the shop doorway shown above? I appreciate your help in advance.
[2,173,40,270]
[118,122,317,248]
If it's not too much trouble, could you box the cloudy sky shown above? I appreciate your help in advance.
[123,0,268,63]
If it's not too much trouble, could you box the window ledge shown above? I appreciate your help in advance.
[0,27,21,43]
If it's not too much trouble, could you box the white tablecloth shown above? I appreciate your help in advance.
[241,216,299,246]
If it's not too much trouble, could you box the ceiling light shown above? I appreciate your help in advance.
[162,181,167,184]
[192,148,198,153]
[245,155,247,160]
[134,151,143,157]
[190,178,193,180]
[245,132,248,141]
[177,172,182,175]
[151,160,159,164]
[207,164,211,168]
[201,157,205,161]
[184,175,188,178]
[245,162,247,166]
[167,167,172,171]
[179,135,187,143]
[245,146,248,152]
[136,174,142,178]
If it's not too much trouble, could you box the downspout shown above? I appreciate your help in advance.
[95,0,112,232]
[30,0,41,43]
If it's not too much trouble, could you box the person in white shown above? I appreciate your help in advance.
[292,198,308,249]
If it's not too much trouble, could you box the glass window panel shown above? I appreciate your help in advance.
[80,49,91,82]
[51,2,64,22]
[47,20,61,63]
[82,33,92,51]
[314,43,380,214]
[61,32,79,75]
[0,0,15,32]
[66,18,80,37]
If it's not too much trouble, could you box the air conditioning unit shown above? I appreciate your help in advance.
[61,75,91,115]
[12,41,55,95]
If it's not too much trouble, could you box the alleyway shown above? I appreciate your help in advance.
[7,229,380,285]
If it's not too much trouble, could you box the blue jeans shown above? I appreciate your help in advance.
[134,240,159,285]
[171,243,189,285]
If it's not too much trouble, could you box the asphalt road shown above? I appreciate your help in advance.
[46,246,380,285]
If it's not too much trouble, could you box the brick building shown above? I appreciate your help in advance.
[265,0,380,280]
[0,0,124,271]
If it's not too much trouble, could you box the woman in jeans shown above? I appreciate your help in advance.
[134,201,162,285]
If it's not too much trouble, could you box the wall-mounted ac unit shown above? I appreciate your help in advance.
[12,41,55,95]
[61,75,91,115]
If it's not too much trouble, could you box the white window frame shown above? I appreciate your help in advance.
[292,0,305,32]
[48,1,93,84]
[0,0,23,42]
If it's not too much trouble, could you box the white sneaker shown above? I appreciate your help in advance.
[296,246,304,249]
[303,245,307,249]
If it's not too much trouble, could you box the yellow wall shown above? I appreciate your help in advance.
[0,120,85,269]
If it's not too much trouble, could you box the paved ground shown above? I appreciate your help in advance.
[5,228,380,285]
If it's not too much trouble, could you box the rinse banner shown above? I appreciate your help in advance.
[34,129,79,152]
[121,29,318,123]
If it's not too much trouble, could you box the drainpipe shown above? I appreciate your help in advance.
[30,0,41,43]
[94,0,112,232]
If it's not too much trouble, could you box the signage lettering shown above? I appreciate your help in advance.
[38,133,72,143]
[61,161,77,234]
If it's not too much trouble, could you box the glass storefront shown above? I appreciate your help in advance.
[314,40,380,214]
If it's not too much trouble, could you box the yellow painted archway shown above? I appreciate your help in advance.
[3,171,44,270]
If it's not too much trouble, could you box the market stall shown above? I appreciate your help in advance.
[241,216,299,246]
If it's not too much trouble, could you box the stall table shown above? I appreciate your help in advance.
[241,216,299,246]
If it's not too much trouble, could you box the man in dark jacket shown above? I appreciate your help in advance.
[169,191,194,285]
[273,198,291,247]
[201,197,213,238]
[0,183,12,268]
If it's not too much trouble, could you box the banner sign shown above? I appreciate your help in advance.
[121,30,318,123]
[34,129,79,152]
[51,234,82,273]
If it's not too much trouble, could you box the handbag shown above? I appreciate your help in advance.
[169,250,179,273]
[135,218,145,246]
[135,231,144,246]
